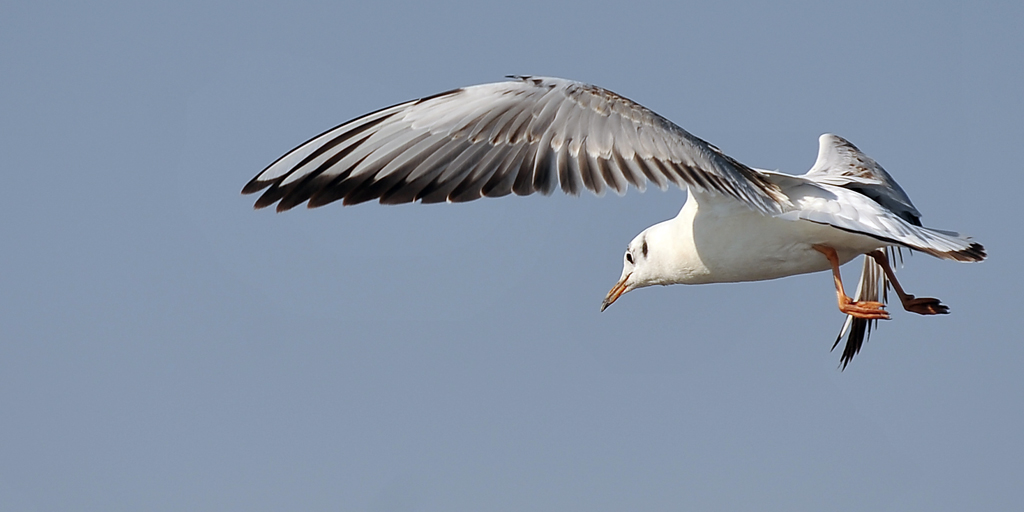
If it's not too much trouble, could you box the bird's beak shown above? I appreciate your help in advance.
[600,273,631,312]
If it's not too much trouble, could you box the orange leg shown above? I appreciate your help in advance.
[868,250,949,315]
[813,245,890,320]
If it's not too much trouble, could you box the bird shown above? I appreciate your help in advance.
[243,76,985,368]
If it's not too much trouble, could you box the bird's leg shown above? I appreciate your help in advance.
[812,244,890,320]
[868,250,949,315]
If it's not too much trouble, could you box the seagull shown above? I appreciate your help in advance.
[243,76,985,368]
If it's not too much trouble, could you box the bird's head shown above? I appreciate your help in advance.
[601,226,661,311]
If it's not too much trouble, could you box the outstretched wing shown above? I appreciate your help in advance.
[243,76,788,214]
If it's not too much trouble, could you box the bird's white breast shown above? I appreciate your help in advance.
[665,190,886,285]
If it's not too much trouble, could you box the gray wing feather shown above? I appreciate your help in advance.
[774,179,984,262]
[244,76,788,214]
[806,134,922,225]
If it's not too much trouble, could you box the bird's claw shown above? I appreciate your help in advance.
[902,295,949,315]
[839,299,891,320]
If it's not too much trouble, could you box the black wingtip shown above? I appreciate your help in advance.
[241,178,270,195]
[834,317,876,371]
[960,242,987,262]
[935,242,987,263]
[253,186,286,210]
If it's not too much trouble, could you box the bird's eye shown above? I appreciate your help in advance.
[626,252,634,264]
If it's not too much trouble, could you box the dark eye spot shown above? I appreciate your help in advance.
[642,240,648,258]
[626,252,634,264]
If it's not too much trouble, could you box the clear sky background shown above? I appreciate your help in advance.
[2,1,1022,510]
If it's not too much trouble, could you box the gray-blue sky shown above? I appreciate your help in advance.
[2,1,1021,510]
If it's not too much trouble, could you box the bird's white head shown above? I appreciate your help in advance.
[600,208,709,311]
[601,221,681,311]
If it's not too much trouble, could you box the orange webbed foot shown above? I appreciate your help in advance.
[902,295,949,315]
[838,297,891,320]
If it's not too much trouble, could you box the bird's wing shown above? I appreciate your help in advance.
[243,76,788,214]
[770,176,984,262]
[804,134,922,225]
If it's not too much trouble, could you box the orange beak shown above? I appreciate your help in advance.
[600,273,631,312]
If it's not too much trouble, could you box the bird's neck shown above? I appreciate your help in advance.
[647,197,713,285]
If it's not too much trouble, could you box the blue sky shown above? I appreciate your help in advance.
[2,1,1022,510]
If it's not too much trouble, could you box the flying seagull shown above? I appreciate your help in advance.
[243,76,985,368]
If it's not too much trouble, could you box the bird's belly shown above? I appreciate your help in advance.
[687,207,883,284]
[712,242,835,282]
